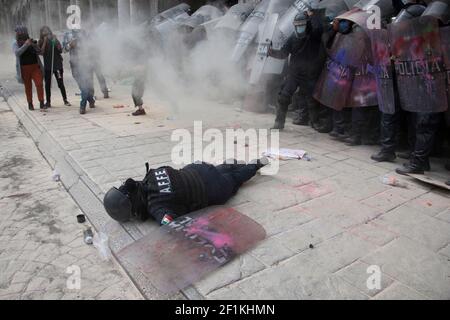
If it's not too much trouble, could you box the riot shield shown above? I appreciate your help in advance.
[116,206,266,294]
[353,0,395,19]
[231,0,271,62]
[151,3,191,25]
[370,28,396,114]
[348,28,378,107]
[313,28,368,110]
[249,13,280,85]
[181,5,224,30]
[389,16,448,113]
[317,0,354,20]
[215,3,255,31]
[440,26,450,124]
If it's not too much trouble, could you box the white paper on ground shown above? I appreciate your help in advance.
[263,148,307,160]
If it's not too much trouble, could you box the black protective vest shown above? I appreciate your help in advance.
[141,166,208,222]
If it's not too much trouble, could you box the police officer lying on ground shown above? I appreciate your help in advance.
[103,158,268,225]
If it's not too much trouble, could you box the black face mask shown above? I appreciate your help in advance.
[338,20,352,34]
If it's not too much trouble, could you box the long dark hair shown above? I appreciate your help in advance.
[39,25,52,41]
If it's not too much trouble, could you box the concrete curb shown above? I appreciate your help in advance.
[3,87,204,300]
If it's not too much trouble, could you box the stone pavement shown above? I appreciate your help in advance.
[0,101,143,300]
[2,66,450,300]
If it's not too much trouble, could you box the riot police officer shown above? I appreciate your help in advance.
[103,159,268,225]
[269,10,330,131]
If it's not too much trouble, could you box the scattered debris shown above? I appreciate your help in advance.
[93,232,112,260]
[158,124,165,127]
[84,227,94,245]
[263,148,307,160]
[134,122,141,125]
[51,170,60,182]
[309,244,314,249]
[380,175,407,188]
[76,214,86,224]
[113,104,128,109]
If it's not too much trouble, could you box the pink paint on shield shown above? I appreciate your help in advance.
[185,217,233,248]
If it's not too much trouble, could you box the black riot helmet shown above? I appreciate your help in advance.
[394,3,427,23]
[103,187,132,222]
[293,12,309,38]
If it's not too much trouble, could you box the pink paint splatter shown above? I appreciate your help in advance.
[185,218,233,248]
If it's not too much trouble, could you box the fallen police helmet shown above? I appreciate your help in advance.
[103,187,132,222]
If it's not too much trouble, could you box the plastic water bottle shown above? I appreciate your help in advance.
[381,175,406,188]
[84,227,94,245]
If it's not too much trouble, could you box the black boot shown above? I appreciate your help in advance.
[371,151,396,162]
[45,101,51,108]
[345,135,362,146]
[315,119,333,133]
[396,162,424,175]
[28,102,34,111]
[80,106,86,114]
[329,128,341,138]
[292,115,309,126]
[271,104,288,130]
[403,159,430,171]
[40,101,46,110]
[397,151,411,160]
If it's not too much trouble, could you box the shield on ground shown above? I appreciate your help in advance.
[313,27,368,110]
[116,206,266,294]
[369,28,396,114]
[389,16,448,113]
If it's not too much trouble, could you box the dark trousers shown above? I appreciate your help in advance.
[44,68,67,103]
[350,107,380,142]
[94,62,108,95]
[71,63,94,108]
[410,113,443,168]
[187,162,260,206]
[132,68,147,107]
[332,109,351,133]
[278,74,328,126]
[380,110,416,154]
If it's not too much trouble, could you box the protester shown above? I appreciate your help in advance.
[38,26,71,108]
[13,26,45,111]
[65,29,95,114]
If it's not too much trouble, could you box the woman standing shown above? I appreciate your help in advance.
[13,26,45,111]
[39,26,71,108]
